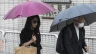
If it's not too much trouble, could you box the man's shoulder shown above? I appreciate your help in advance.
[61,24,71,31]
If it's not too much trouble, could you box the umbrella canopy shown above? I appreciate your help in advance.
[4,1,55,20]
[50,4,96,32]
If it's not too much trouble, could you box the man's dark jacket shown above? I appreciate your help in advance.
[59,23,87,54]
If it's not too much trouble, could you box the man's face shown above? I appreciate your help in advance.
[77,16,85,23]
[74,16,85,28]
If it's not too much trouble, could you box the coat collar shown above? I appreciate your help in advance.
[70,23,80,45]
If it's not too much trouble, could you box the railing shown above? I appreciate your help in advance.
[85,36,96,54]
[0,30,58,54]
[0,30,96,54]
[0,30,4,54]
[40,33,58,54]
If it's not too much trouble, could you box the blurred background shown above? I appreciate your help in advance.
[0,0,96,54]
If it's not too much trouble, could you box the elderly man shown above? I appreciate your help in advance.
[58,16,88,54]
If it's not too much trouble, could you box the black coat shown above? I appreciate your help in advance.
[19,28,42,50]
[60,23,87,54]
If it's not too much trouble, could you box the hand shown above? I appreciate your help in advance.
[32,35,36,42]
[22,39,34,46]
[23,42,29,46]
[84,46,88,52]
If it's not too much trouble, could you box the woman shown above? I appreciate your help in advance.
[19,15,42,54]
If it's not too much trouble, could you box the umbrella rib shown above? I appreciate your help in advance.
[84,4,94,12]
[37,2,52,14]
[76,6,89,25]
[91,4,96,10]
[37,2,51,14]
[29,2,36,15]
[20,4,24,16]
[40,2,53,11]
[29,2,48,15]
[76,5,82,16]
[83,16,89,25]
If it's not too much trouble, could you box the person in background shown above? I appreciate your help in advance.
[19,15,42,54]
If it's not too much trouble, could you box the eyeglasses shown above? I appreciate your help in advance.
[32,20,38,24]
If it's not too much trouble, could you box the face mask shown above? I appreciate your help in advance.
[78,23,84,28]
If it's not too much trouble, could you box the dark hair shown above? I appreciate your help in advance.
[24,15,40,33]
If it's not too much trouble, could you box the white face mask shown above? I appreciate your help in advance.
[78,23,84,28]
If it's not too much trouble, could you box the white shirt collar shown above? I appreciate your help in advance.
[74,24,79,40]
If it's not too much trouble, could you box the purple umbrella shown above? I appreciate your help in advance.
[4,1,55,20]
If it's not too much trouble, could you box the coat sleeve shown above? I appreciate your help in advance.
[19,29,28,46]
[82,28,87,49]
[62,27,75,54]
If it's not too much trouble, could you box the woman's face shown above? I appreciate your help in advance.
[32,17,38,29]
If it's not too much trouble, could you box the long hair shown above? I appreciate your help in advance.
[24,15,40,33]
